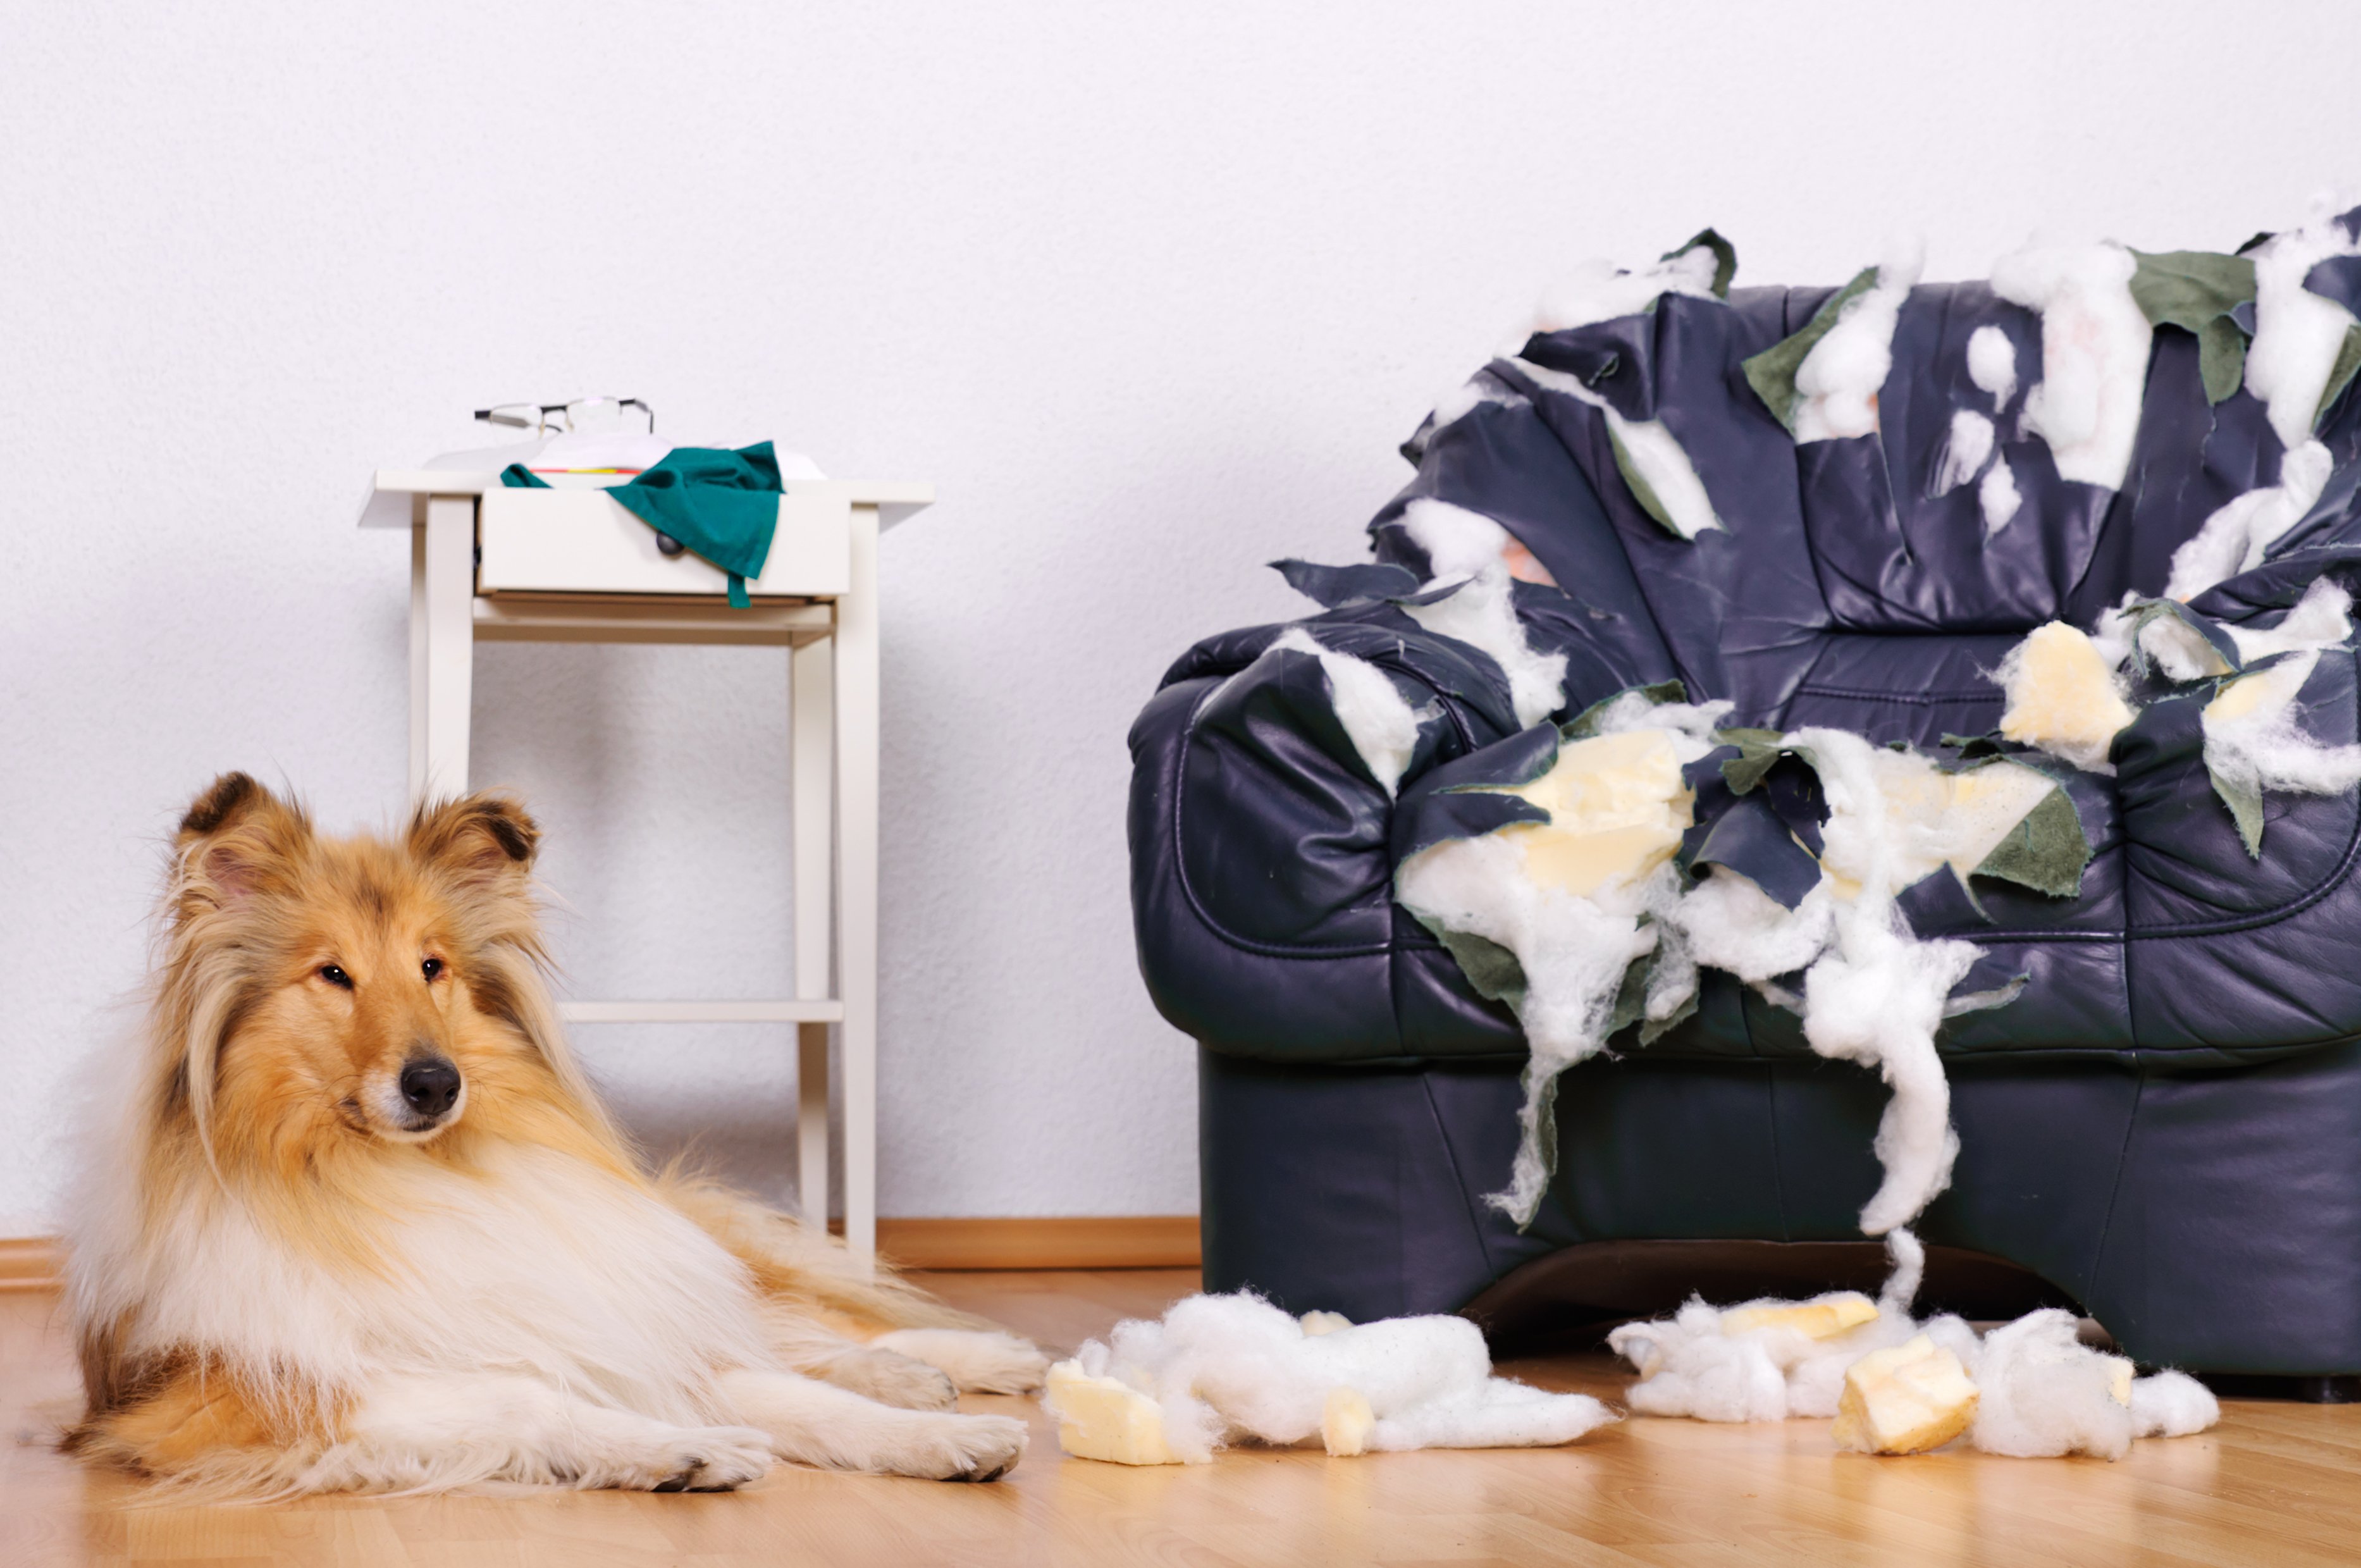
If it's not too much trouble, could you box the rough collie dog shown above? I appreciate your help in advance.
[64,774,1045,1495]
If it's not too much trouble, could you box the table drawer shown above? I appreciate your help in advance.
[476,487,852,597]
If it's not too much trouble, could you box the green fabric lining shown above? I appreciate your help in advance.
[1661,228,1739,299]
[2317,324,2361,430]
[1607,427,1680,535]
[1971,783,2092,899]
[2126,250,2257,406]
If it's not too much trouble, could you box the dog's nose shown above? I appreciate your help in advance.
[398,1056,462,1118]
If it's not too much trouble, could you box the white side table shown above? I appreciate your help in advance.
[360,469,934,1266]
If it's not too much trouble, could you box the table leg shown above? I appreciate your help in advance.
[836,507,882,1269]
[791,633,835,1231]
[417,496,476,805]
[408,524,430,805]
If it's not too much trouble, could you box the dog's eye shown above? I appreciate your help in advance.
[319,965,353,989]
[421,958,444,982]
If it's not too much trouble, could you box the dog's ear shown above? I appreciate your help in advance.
[409,793,539,887]
[174,772,311,913]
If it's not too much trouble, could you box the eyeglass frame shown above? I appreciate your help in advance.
[472,397,656,436]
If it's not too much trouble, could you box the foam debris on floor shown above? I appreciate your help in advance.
[1607,1234,2221,1459]
[1043,1293,1615,1465]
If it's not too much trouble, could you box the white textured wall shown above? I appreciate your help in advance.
[4,1,2359,1230]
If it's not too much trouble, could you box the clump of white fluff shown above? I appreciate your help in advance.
[1397,693,1727,1223]
[2162,440,2334,600]
[2130,1370,2222,1438]
[1615,1286,2222,1459]
[1530,244,1720,335]
[1066,1292,1614,1461]
[1989,240,2151,491]
[2226,576,2355,662]
[1793,238,1924,443]
[1980,457,2024,533]
[1968,1309,2136,1459]
[1399,568,1569,729]
[2204,649,2361,805]
[1793,729,1983,1235]
[1967,323,2019,412]
[1402,497,1515,581]
[1667,868,1835,984]
[1610,1231,1955,1424]
[1396,836,1669,1222]
[2243,202,2360,452]
[1933,408,1996,497]
[1270,628,1424,799]
[1508,355,1724,540]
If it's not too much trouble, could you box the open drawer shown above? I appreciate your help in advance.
[476,485,853,597]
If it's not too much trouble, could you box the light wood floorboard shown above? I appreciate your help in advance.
[7,1270,2360,1566]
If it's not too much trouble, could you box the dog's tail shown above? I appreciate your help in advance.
[655,1165,995,1335]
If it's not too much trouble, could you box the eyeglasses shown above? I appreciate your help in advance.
[473,397,655,436]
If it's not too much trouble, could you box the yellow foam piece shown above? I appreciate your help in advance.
[2105,1355,2135,1406]
[1720,1292,1879,1341]
[1047,1359,1182,1466]
[1832,1335,1980,1455]
[1496,729,1694,897]
[2205,658,2305,725]
[1822,750,2059,898]
[1300,1311,1353,1337]
[1999,622,2135,760]
[1322,1388,1376,1456]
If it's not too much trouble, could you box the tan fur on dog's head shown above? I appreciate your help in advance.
[144,774,630,1246]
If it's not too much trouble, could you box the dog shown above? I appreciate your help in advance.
[63,773,1046,1495]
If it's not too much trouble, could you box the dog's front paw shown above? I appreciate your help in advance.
[632,1425,774,1493]
[883,1412,1028,1483]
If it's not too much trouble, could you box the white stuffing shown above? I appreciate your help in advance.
[1530,244,1720,335]
[1613,1273,2221,1459]
[1398,568,1569,729]
[1967,323,2019,411]
[2162,440,2335,601]
[1792,239,1924,443]
[1669,870,1836,984]
[1611,1230,1968,1424]
[1980,455,2024,533]
[2130,1370,2221,1438]
[1934,408,1996,497]
[1271,628,1424,799]
[1988,240,2151,490]
[1396,696,1728,1223]
[1968,1309,2138,1459]
[1509,355,1724,539]
[2136,614,2235,682]
[2243,203,2360,452]
[2226,576,2355,662]
[1793,731,1985,1235]
[1406,688,2088,1237]
[1050,1292,1614,1463]
[1396,836,1670,1223]
[1402,497,1517,581]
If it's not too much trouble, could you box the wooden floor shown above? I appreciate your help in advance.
[8,1271,2361,1567]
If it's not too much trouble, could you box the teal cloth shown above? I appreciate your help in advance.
[502,441,782,607]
